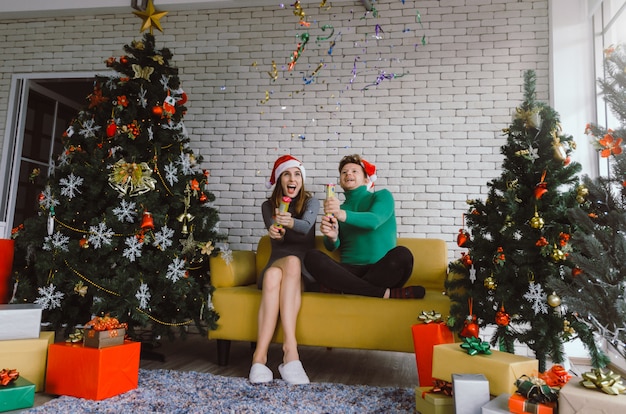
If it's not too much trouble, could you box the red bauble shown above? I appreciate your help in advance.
[457,229,469,247]
[495,304,510,327]
[177,92,188,105]
[572,267,583,277]
[152,106,163,116]
[534,183,548,199]
[106,122,117,138]
[460,315,479,338]
[460,252,472,267]
[199,193,208,203]
[120,56,128,65]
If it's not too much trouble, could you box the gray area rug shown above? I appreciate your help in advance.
[26,368,416,413]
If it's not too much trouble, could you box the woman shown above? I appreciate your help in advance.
[249,155,319,385]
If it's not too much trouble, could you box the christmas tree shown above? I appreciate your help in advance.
[549,44,626,363]
[10,25,222,340]
[446,70,608,371]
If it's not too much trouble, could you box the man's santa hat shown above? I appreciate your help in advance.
[361,158,377,189]
[266,155,306,189]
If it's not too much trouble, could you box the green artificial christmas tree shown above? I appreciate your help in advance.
[549,44,626,363]
[446,70,608,371]
[10,32,222,341]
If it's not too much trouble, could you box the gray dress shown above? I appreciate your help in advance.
[258,196,320,291]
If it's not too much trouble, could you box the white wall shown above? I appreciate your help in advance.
[0,0,557,255]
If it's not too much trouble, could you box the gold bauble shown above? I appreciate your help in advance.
[530,212,544,229]
[547,292,562,307]
[551,246,565,261]
[484,276,497,290]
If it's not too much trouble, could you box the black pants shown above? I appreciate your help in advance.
[303,246,414,297]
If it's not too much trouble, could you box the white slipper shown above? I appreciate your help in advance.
[249,363,273,384]
[278,360,310,385]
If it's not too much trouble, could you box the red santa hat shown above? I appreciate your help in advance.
[361,159,377,189]
[266,155,306,189]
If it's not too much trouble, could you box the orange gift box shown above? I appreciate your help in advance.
[45,340,140,400]
[411,323,454,387]
[508,394,556,414]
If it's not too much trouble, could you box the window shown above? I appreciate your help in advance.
[0,75,93,237]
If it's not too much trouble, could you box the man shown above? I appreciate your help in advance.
[304,154,425,299]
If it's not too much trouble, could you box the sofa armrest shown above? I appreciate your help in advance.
[210,251,257,288]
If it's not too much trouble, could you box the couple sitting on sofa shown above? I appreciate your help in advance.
[249,154,426,385]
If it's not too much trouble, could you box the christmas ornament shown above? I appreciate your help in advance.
[132,64,154,80]
[79,236,89,249]
[576,185,588,204]
[133,0,169,34]
[141,211,155,230]
[553,133,568,161]
[547,292,561,307]
[460,252,472,267]
[74,281,88,297]
[572,267,582,277]
[457,229,469,247]
[108,159,157,196]
[514,106,541,129]
[163,94,176,115]
[106,121,117,138]
[534,170,548,199]
[199,192,208,203]
[460,299,479,338]
[483,275,497,291]
[152,105,163,117]
[550,245,565,261]
[120,55,129,65]
[530,210,544,229]
[495,304,510,326]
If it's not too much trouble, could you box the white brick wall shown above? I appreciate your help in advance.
[0,0,551,256]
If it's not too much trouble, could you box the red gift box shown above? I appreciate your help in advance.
[411,323,454,387]
[508,393,556,414]
[45,340,140,400]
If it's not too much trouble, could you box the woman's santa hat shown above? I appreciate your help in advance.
[361,159,377,189]
[266,155,306,189]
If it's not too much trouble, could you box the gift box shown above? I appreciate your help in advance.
[83,328,125,348]
[0,304,42,340]
[46,340,141,400]
[0,376,35,412]
[508,393,556,414]
[558,378,626,414]
[432,343,538,396]
[452,373,491,414]
[412,322,455,387]
[0,331,54,392]
[415,386,454,414]
[481,393,511,414]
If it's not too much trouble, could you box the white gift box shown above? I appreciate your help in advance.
[0,304,42,340]
[481,394,511,414]
[452,373,490,414]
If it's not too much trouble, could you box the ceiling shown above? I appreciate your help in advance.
[0,0,325,19]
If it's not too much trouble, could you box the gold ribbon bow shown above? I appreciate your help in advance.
[66,328,84,343]
[418,310,443,324]
[581,369,626,395]
[132,64,154,80]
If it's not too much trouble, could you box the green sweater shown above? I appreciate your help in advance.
[324,185,397,265]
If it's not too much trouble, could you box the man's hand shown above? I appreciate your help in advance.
[323,197,346,222]
[320,215,338,242]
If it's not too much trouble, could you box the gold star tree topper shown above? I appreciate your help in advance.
[133,0,168,34]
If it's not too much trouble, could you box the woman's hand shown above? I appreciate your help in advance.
[268,223,285,239]
[274,209,293,229]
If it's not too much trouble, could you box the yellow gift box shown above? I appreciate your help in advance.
[431,343,538,396]
[0,331,54,392]
[415,386,454,414]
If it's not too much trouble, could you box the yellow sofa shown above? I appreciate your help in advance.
[208,236,450,365]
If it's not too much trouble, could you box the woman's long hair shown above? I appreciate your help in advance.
[269,175,312,218]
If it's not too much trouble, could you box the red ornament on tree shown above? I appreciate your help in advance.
[106,121,117,138]
[460,298,480,338]
[460,252,472,267]
[152,106,163,117]
[457,214,469,247]
[495,304,510,327]
[141,211,154,230]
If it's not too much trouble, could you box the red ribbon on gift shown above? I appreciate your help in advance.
[539,364,571,388]
[423,379,454,397]
[0,368,19,386]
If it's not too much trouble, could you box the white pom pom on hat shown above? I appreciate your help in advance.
[266,155,306,189]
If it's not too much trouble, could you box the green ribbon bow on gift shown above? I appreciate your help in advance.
[418,310,443,324]
[581,368,626,395]
[460,336,492,356]
[515,375,559,403]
